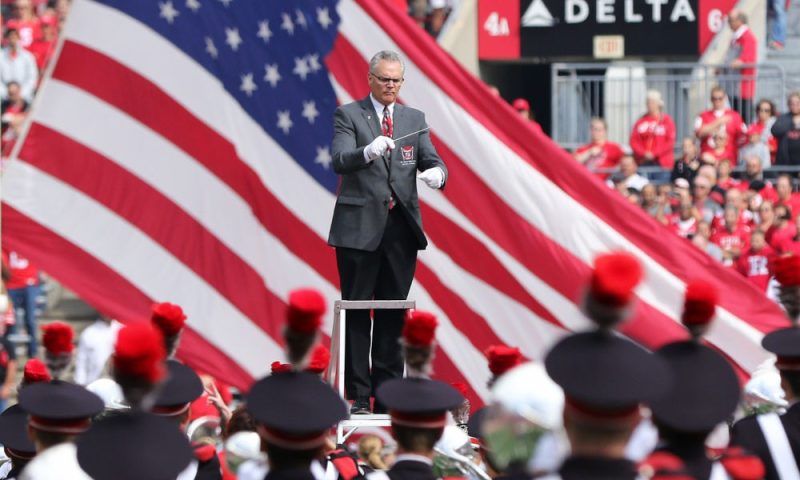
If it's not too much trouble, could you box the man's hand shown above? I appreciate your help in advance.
[365,136,395,161]
[418,167,445,189]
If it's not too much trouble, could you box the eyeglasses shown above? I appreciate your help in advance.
[712,96,725,101]
[758,107,772,112]
[370,73,403,85]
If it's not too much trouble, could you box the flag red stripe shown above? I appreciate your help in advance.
[415,262,510,352]
[347,2,785,332]
[52,40,340,287]
[19,124,286,342]
[1,203,255,390]
[420,204,563,328]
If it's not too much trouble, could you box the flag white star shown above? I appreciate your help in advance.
[264,64,281,87]
[307,54,321,72]
[293,57,310,81]
[302,100,319,124]
[240,73,257,96]
[257,20,272,43]
[315,146,332,169]
[218,0,232,6]
[316,7,333,29]
[159,1,179,24]
[295,9,308,29]
[225,27,242,51]
[205,37,218,59]
[185,0,200,12]
[277,111,293,134]
[281,12,294,35]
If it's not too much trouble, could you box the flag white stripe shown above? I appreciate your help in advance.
[337,0,769,371]
[3,160,281,377]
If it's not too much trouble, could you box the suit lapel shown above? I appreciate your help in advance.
[360,96,382,140]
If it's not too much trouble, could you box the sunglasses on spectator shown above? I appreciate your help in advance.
[370,73,403,85]
[712,96,725,101]
[758,107,772,112]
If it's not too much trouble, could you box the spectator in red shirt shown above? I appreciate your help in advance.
[700,130,736,167]
[1,248,41,356]
[723,9,758,124]
[775,174,800,220]
[749,99,778,163]
[695,86,746,160]
[736,230,774,292]
[629,90,676,168]
[574,117,624,178]
[667,197,698,238]
[10,0,42,49]
[710,206,750,266]
[766,203,796,250]
[511,97,545,136]
[28,14,58,72]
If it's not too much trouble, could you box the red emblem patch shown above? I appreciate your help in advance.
[401,145,414,161]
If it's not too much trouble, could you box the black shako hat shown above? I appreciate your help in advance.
[247,371,347,449]
[650,340,740,433]
[18,380,104,434]
[77,411,193,480]
[376,377,464,429]
[151,360,204,416]
[0,404,36,455]
[545,330,672,420]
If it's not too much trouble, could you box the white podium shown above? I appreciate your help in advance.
[327,299,415,442]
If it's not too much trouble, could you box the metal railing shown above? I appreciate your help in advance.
[593,165,800,185]
[551,62,787,152]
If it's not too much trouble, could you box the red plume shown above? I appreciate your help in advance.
[718,447,766,480]
[286,289,326,334]
[590,252,643,307]
[41,321,74,355]
[23,358,50,385]
[270,361,292,374]
[485,345,523,377]
[402,310,438,346]
[306,344,330,375]
[113,323,166,383]
[681,280,718,337]
[151,302,187,337]
[772,255,800,287]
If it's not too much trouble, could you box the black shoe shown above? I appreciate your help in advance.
[350,399,371,415]
[372,400,388,415]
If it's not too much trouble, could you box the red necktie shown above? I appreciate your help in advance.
[381,106,395,209]
[382,106,393,137]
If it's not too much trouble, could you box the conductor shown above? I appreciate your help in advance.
[328,50,447,415]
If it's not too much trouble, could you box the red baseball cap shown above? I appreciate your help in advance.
[512,98,530,111]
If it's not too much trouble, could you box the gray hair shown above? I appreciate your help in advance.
[369,50,404,75]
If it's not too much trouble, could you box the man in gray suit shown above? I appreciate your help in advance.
[328,50,447,414]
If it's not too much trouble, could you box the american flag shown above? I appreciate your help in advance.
[2,0,788,403]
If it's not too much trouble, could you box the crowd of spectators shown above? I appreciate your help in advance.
[572,84,800,293]
[0,0,69,156]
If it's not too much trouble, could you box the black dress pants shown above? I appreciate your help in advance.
[336,207,418,403]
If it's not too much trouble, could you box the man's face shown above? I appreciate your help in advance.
[711,91,726,110]
[6,31,19,49]
[368,60,403,106]
[728,14,741,31]
[751,233,765,251]
[778,177,792,199]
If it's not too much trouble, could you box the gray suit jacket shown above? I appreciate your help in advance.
[328,96,447,252]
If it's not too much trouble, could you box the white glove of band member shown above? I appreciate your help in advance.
[418,167,445,189]
[364,136,396,161]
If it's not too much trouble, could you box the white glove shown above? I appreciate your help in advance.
[418,167,445,189]
[364,136,395,161]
